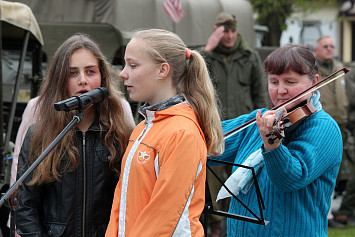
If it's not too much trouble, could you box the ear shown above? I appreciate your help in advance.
[158,62,170,79]
[312,74,319,85]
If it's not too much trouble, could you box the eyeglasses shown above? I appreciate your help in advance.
[323,44,335,49]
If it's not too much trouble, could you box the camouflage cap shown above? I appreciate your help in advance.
[215,12,237,30]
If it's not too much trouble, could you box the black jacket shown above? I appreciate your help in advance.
[15,121,119,237]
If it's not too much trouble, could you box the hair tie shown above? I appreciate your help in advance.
[185,48,191,60]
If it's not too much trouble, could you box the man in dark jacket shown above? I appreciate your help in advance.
[201,12,268,237]
[201,12,268,120]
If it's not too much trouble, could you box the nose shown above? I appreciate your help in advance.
[78,72,88,85]
[119,66,128,80]
[278,84,287,94]
[226,29,235,38]
[225,31,232,39]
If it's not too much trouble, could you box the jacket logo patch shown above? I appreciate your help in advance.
[137,150,150,164]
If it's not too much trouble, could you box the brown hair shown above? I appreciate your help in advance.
[28,33,134,185]
[264,44,318,80]
[132,29,224,155]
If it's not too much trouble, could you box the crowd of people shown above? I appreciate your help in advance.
[2,11,354,237]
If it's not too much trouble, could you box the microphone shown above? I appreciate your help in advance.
[54,87,109,112]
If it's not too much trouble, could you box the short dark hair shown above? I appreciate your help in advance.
[264,44,318,79]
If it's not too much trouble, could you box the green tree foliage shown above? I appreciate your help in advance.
[249,0,337,46]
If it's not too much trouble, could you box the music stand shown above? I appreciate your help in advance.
[203,158,269,235]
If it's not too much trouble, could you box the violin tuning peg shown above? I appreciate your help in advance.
[280,118,290,126]
[265,131,274,137]
[268,137,278,145]
[284,122,292,128]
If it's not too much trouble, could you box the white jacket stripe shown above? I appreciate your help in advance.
[118,111,155,236]
[173,161,203,236]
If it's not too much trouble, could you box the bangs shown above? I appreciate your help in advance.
[264,45,315,76]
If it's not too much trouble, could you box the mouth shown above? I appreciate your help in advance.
[278,98,289,102]
[77,89,89,95]
[277,99,289,105]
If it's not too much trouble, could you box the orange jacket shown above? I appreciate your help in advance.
[106,102,207,237]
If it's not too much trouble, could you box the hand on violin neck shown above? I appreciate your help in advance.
[256,109,282,152]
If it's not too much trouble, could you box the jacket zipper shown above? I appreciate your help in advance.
[118,121,149,236]
[82,132,86,237]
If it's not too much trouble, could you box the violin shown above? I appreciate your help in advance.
[224,67,350,140]
[265,102,317,144]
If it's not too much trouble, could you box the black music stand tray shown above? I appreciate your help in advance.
[202,158,269,235]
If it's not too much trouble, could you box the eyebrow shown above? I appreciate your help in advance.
[124,57,135,62]
[70,65,99,69]
[268,76,298,80]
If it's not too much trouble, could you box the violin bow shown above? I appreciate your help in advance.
[224,67,350,140]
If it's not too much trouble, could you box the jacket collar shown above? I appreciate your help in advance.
[212,33,252,59]
[75,115,103,132]
[139,94,185,115]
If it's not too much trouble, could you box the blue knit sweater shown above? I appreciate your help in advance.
[211,108,342,237]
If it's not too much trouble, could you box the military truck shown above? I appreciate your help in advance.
[2,0,260,143]
[1,0,263,195]
[0,2,43,236]
[1,0,43,184]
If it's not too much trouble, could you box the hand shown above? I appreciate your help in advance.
[204,26,225,51]
[256,110,281,152]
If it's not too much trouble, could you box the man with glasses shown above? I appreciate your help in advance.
[314,36,353,228]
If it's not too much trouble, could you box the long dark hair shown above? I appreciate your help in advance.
[28,33,134,185]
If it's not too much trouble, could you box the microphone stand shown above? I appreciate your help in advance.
[0,110,84,236]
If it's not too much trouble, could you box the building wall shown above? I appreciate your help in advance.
[280,5,341,59]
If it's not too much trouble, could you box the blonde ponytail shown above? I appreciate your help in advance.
[181,50,224,155]
[133,29,224,155]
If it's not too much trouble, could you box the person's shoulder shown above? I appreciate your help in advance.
[196,46,212,58]
[119,96,131,109]
[332,59,344,68]
[237,37,260,61]
[154,111,206,150]
[318,108,334,115]
[28,96,40,105]
[24,96,40,112]
[166,104,200,130]
[309,109,340,131]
